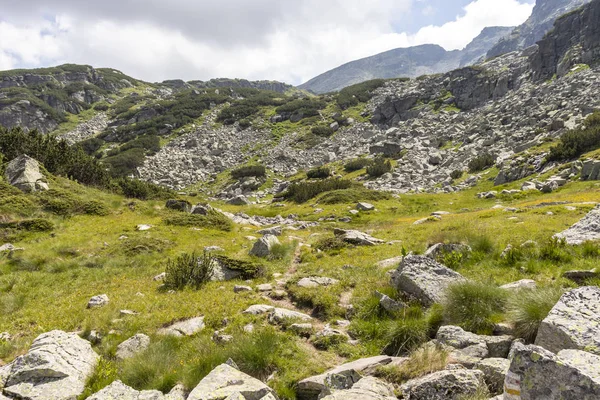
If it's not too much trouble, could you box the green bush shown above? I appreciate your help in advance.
[311,125,334,137]
[275,98,326,120]
[82,201,110,216]
[366,156,393,178]
[538,237,572,263]
[336,79,386,109]
[547,111,600,161]
[276,179,352,203]
[79,138,104,155]
[120,237,173,256]
[164,252,214,290]
[213,255,265,279]
[507,287,563,342]
[306,166,331,179]
[93,103,110,111]
[344,158,371,172]
[231,165,266,179]
[383,311,430,356]
[0,218,54,232]
[443,282,507,334]
[450,169,464,180]
[468,153,496,173]
[103,148,146,177]
[164,211,233,232]
[313,236,349,252]
[115,178,175,200]
[318,188,392,204]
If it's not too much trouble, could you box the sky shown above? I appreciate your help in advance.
[0,0,535,85]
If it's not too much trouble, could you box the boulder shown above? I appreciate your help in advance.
[87,380,186,400]
[391,256,465,306]
[500,279,537,290]
[157,316,205,337]
[188,363,278,400]
[375,291,405,313]
[436,325,513,358]
[242,305,275,315]
[400,369,485,400]
[476,358,509,394]
[423,243,471,259]
[5,155,49,193]
[554,205,600,244]
[505,342,600,399]
[535,286,600,355]
[257,226,283,236]
[165,199,192,212]
[249,235,280,258]
[3,330,98,400]
[87,294,109,309]
[297,356,397,400]
[356,202,375,211]
[115,333,151,360]
[333,229,384,246]
[319,377,396,400]
[297,277,339,288]
[228,195,250,206]
[268,308,312,325]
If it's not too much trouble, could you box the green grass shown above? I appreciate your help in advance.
[506,287,564,343]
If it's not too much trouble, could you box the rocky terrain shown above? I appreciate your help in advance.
[1,0,600,399]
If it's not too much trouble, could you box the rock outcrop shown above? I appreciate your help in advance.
[5,155,49,193]
[554,205,600,244]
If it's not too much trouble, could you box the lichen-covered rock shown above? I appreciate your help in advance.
[116,333,151,360]
[505,342,600,400]
[333,229,384,246]
[188,363,278,400]
[436,325,513,358]
[319,377,396,400]
[3,330,98,400]
[87,294,109,308]
[535,286,600,355]
[554,205,600,244]
[157,316,205,337]
[391,256,465,306]
[87,380,186,400]
[268,308,312,325]
[5,155,49,193]
[242,305,275,315]
[424,243,471,259]
[400,369,485,399]
[249,235,280,258]
[476,358,509,395]
[297,277,339,288]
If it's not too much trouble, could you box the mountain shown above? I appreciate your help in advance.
[487,0,592,58]
[162,78,294,93]
[298,26,514,94]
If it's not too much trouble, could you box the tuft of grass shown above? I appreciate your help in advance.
[443,281,507,335]
[344,158,371,172]
[79,357,119,399]
[383,307,431,356]
[163,211,233,232]
[506,287,563,343]
[376,343,449,385]
[164,252,214,291]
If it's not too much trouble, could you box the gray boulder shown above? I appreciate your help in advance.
[423,243,471,260]
[391,256,465,306]
[535,286,600,355]
[319,377,396,400]
[87,294,109,309]
[356,202,375,211]
[476,358,509,395]
[436,325,513,358]
[505,342,600,399]
[157,316,205,337]
[400,368,485,399]
[3,330,98,400]
[115,333,151,360]
[333,229,384,246]
[5,155,49,193]
[257,226,283,236]
[87,380,186,400]
[297,277,339,288]
[188,363,278,400]
[554,205,600,244]
[249,235,280,258]
[268,308,312,325]
[228,195,250,206]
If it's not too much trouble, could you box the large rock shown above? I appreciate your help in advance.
[297,356,397,400]
[391,255,465,306]
[87,380,186,400]
[249,235,280,258]
[400,368,485,399]
[115,334,151,360]
[476,358,509,395]
[3,330,98,400]
[319,377,396,400]
[333,229,384,246]
[188,363,278,400]
[535,286,600,354]
[268,308,312,325]
[554,205,600,244]
[436,325,513,358]
[423,243,472,260]
[297,277,339,288]
[5,155,49,193]
[505,342,600,399]
[157,316,205,337]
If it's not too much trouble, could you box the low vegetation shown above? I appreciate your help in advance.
[164,252,215,290]
[468,153,496,173]
[306,166,331,179]
[275,179,352,203]
[231,165,267,179]
[547,111,600,161]
[366,156,393,177]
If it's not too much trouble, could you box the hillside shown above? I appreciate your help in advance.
[298,27,514,94]
[1,0,600,399]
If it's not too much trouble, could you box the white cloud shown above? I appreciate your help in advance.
[0,0,533,85]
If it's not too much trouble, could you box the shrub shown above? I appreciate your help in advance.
[115,178,175,200]
[450,169,464,180]
[79,138,104,155]
[507,287,563,342]
[366,156,393,178]
[344,158,370,172]
[443,281,507,334]
[103,147,146,177]
[376,343,448,385]
[547,111,600,161]
[275,98,326,119]
[468,153,496,173]
[93,103,110,111]
[336,79,385,109]
[120,237,173,256]
[238,119,252,129]
[318,188,392,204]
[213,255,265,279]
[3,218,54,232]
[383,313,430,356]
[306,166,331,179]
[313,236,349,252]
[164,252,214,290]
[231,165,266,179]
[311,125,334,137]
[164,211,233,232]
[276,179,352,203]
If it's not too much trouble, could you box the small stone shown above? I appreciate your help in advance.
[87,294,109,309]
